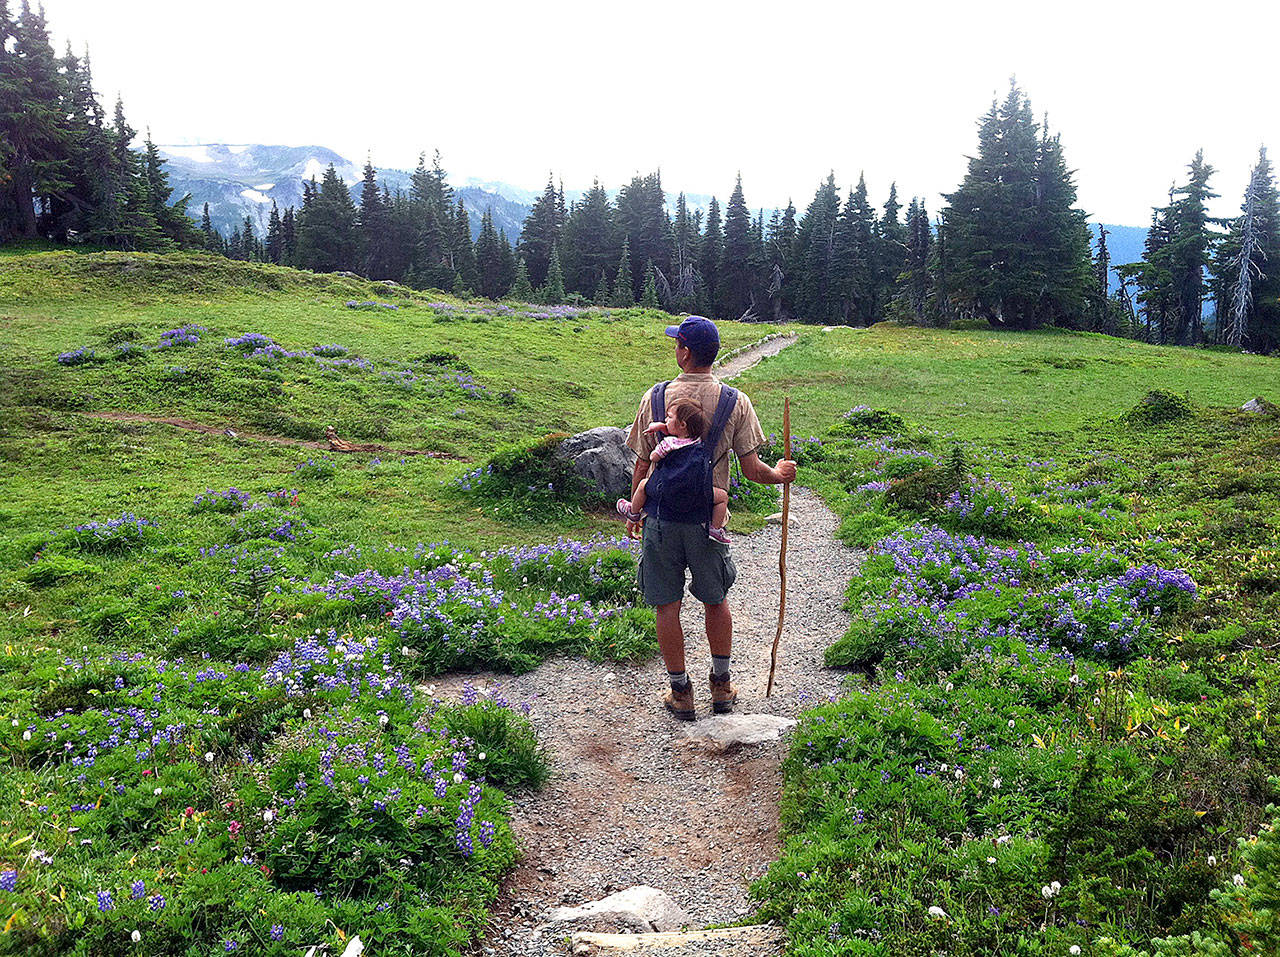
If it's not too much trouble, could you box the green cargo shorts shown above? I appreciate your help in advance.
[637,517,737,607]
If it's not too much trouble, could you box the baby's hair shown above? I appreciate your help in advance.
[670,399,708,439]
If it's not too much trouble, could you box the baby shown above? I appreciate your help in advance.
[616,398,731,544]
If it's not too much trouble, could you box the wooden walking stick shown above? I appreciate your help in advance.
[766,396,791,697]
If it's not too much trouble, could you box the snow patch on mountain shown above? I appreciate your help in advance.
[254,183,275,191]
[302,158,329,181]
[239,188,273,204]
[163,144,214,163]
[228,144,249,154]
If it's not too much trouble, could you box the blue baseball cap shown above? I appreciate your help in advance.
[665,315,720,360]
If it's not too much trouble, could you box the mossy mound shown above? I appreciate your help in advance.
[1126,389,1193,427]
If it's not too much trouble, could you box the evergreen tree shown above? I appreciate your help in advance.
[540,243,566,304]
[1166,150,1220,345]
[875,183,907,313]
[408,150,455,289]
[791,173,842,323]
[281,206,297,263]
[768,200,798,320]
[452,199,478,292]
[640,259,660,309]
[516,175,563,287]
[720,174,753,319]
[87,97,163,250]
[561,179,617,296]
[2,2,70,239]
[357,159,387,278]
[227,224,243,260]
[698,196,723,313]
[1117,202,1177,343]
[141,133,195,247]
[669,192,699,312]
[593,271,611,306]
[1219,147,1280,351]
[508,257,534,301]
[497,229,516,296]
[943,81,1090,328]
[834,175,876,324]
[901,197,932,322]
[294,164,359,272]
[610,239,635,307]
[241,216,258,261]
[1091,225,1112,332]
[615,172,671,303]
[474,209,507,299]
[200,202,218,251]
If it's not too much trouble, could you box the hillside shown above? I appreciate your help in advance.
[3,251,1280,956]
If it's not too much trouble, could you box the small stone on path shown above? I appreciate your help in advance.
[544,886,691,934]
[680,714,797,753]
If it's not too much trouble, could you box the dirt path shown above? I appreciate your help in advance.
[434,488,861,955]
[715,334,798,381]
[82,412,464,459]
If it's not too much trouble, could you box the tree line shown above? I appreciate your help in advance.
[3,0,1277,352]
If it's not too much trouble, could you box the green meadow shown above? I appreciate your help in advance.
[2,249,1280,955]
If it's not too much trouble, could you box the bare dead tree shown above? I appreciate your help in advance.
[1226,150,1269,349]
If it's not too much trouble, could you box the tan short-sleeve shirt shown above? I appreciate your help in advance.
[626,373,767,492]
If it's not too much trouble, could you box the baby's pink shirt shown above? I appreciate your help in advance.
[650,435,700,462]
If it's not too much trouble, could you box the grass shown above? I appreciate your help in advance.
[4,249,1280,955]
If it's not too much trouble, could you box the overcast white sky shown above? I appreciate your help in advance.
[38,0,1278,226]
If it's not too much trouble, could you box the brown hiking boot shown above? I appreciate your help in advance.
[664,681,695,721]
[709,672,738,714]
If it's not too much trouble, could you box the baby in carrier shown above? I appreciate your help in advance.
[616,398,731,544]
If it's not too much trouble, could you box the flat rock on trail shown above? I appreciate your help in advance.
[431,488,862,956]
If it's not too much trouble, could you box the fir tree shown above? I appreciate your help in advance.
[474,209,507,299]
[615,172,671,304]
[141,132,195,247]
[294,163,359,272]
[943,81,1090,328]
[791,173,842,323]
[875,183,907,312]
[357,159,386,278]
[200,202,218,251]
[452,199,478,292]
[516,175,563,287]
[593,271,611,306]
[834,175,876,324]
[1219,147,1280,351]
[508,257,534,301]
[408,150,455,289]
[610,239,635,307]
[281,206,297,264]
[540,243,566,304]
[720,174,753,320]
[669,192,699,312]
[561,179,617,296]
[1166,150,1220,345]
[698,196,723,314]
[640,259,660,309]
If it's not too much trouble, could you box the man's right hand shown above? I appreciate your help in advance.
[775,459,798,484]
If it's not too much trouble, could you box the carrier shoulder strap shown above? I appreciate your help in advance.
[650,380,669,424]
[705,386,739,461]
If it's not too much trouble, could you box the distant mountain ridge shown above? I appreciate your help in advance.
[155,143,1148,289]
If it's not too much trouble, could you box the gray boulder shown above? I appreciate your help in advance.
[681,713,798,753]
[557,427,636,499]
[1242,397,1275,413]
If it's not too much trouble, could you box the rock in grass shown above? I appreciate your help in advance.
[544,886,691,934]
[1241,397,1276,413]
[682,714,797,753]
[556,427,636,499]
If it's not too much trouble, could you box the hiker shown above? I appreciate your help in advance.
[625,316,797,721]
[615,397,732,545]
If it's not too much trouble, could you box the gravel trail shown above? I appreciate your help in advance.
[434,488,862,955]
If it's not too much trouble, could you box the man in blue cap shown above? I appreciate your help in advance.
[625,316,797,720]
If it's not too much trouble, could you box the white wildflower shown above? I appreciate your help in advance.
[1070,947,1081,955]
[986,857,996,864]
[303,708,312,719]
[927,905,948,919]
[1008,719,1015,729]
[1234,874,1245,886]
[379,714,389,727]
[954,768,964,781]
[478,752,486,761]
[992,777,1002,789]
[453,772,464,784]
[1208,855,1217,866]
[153,787,162,796]
[204,751,214,763]
[1069,673,1081,685]
[22,730,30,740]
[263,810,274,823]
[1041,885,1054,899]
[131,930,142,943]
[945,682,954,692]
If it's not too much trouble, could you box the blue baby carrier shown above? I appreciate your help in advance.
[645,381,738,528]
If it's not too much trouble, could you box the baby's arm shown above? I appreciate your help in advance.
[644,421,668,435]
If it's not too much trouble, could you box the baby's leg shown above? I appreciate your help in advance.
[711,487,729,529]
[631,477,649,514]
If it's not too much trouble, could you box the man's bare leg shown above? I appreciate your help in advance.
[705,600,732,657]
[655,599,686,674]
